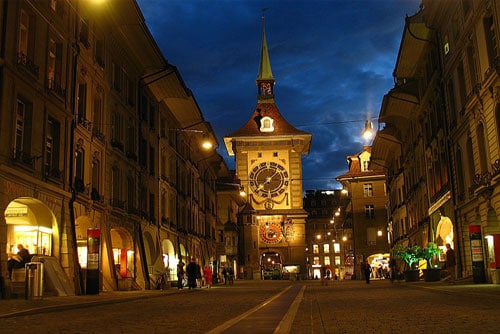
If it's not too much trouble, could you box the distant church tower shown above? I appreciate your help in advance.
[224,13,312,280]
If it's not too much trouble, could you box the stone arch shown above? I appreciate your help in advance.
[4,197,58,257]
[366,252,391,279]
[142,230,156,269]
[179,243,188,266]
[110,227,133,278]
[261,251,283,280]
[161,238,176,278]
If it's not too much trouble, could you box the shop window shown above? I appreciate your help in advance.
[77,239,87,268]
[113,248,133,278]
[6,202,52,257]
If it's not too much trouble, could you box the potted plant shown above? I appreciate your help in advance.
[419,242,442,282]
[393,244,421,282]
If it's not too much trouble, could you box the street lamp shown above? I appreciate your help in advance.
[216,182,246,197]
[363,119,375,140]
[168,126,214,150]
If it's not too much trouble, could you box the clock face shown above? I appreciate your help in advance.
[249,161,289,198]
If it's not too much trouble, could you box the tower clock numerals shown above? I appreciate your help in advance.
[249,161,289,198]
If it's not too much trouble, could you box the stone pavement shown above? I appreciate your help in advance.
[1,276,499,320]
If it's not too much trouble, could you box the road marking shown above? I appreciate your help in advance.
[207,285,295,334]
[273,285,306,334]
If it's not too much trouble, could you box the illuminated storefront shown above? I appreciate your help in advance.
[5,199,55,257]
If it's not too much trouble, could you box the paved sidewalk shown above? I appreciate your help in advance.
[1,276,499,319]
[0,288,171,318]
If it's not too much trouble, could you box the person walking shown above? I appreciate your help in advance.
[389,256,398,283]
[363,260,372,284]
[7,244,31,279]
[222,267,228,285]
[203,266,213,288]
[186,257,200,289]
[176,259,185,290]
[228,267,234,285]
[445,243,457,284]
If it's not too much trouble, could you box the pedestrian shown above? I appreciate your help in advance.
[176,259,185,290]
[228,267,234,285]
[363,260,372,284]
[222,267,228,285]
[445,243,456,284]
[7,244,31,279]
[186,257,199,289]
[203,266,213,288]
[320,266,326,286]
[389,257,397,283]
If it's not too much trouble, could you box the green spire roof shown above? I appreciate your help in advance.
[257,14,274,81]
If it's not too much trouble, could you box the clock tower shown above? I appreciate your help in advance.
[224,14,312,280]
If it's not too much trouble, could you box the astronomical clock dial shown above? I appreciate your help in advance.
[249,161,289,198]
[259,224,282,244]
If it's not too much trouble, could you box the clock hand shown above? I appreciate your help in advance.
[266,170,279,183]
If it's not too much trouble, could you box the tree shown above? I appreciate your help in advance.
[393,244,420,270]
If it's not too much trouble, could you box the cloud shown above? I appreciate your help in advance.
[137,0,421,190]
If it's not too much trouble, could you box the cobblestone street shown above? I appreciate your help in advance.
[1,279,499,333]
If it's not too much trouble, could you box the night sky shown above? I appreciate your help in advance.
[136,0,421,191]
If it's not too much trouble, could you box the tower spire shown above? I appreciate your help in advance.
[257,9,275,100]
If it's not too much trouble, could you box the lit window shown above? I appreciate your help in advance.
[259,116,275,132]
[363,183,373,197]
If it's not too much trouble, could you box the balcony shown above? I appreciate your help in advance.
[16,52,39,78]
[11,150,35,169]
[110,139,124,152]
[47,79,66,98]
[110,199,126,210]
[92,127,106,143]
[127,207,141,216]
[44,165,63,183]
[74,178,85,193]
[126,151,137,161]
[91,188,104,203]
[78,117,93,131]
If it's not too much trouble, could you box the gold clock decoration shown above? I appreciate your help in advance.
[259,223,283,244]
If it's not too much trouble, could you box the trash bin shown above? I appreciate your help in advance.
[25,262,44,300]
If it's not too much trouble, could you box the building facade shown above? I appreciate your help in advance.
[224,16,312,280]
[372,0,500,283]
[0,0,237,297]
[337,147,390,280]
[303,190,350,280]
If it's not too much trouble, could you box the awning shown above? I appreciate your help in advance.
[5,198,54,229]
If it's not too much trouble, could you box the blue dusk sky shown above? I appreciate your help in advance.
[135,0,421,191]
